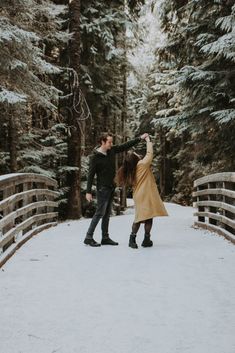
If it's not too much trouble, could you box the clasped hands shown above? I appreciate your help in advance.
[140,133,150,142]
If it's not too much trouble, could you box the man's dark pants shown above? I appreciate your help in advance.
[86,186,115,239]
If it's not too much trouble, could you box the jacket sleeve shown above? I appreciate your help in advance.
[140,141,153,166]
[112,137,141,153]
[86,155,96,193]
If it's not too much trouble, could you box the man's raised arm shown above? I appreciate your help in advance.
[113,133,149,153]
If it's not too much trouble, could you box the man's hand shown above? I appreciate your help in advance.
[86,193,93,202]
[140,133,149,140]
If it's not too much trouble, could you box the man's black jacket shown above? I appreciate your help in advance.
[86,137,141,193]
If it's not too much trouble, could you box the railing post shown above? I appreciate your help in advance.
[3,186,15,235]
[197,184,205,222]
[208,182,217,226]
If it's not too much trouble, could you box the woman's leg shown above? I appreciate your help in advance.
[129,221,141,249]
[144,218,153,234]
[132,221,141,235]
[142,218,153,247]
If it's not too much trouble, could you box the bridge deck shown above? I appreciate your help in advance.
[0,203,235,353]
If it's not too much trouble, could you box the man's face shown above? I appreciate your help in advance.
[102,136,113,150]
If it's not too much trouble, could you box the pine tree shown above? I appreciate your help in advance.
[66,0,82,219]
[133,0,235,204]
[0,0,67,173]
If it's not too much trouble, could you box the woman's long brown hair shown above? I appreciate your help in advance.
[115,152,140,187]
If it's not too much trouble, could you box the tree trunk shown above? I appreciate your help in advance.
[120,37,128,210]
[119,2,128,210]
[159,127,166,197]
[67,0,82,219]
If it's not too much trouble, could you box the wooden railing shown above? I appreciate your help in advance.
[0,173,59,267]
[193,172,235,243]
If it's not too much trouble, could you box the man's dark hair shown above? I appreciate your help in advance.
[98,132,113,144]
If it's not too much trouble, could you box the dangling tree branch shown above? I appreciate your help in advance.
[67,0,82,219]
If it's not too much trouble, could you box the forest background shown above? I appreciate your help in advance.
[0,0,234,219]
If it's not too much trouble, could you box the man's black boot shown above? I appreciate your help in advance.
[141,233,153,247]
[101,236,118,245]
[129,233,138,249]
[84,238,101,247]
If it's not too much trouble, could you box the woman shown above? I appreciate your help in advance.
[115,135,168,248]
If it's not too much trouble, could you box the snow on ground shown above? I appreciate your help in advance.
[0,203,235,353]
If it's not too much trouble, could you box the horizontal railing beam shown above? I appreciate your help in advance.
[193,188,235,199]
[194,201,235,215]
[194,221,235,244]
[194,172,235,187]
[0,222,57,268]
[194,211,235,230]
[0,173,57,190]
[0,212,58,249]
[0,201,58,229]
[0,189,59,212]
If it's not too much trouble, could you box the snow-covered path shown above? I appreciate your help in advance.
[0,203,235,353]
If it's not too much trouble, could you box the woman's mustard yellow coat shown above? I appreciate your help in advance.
[133,141,168,222]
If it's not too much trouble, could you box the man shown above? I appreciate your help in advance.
[84,132,149,247]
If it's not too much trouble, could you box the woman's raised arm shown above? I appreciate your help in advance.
[140,137,153,166]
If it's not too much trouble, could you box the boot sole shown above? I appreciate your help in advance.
[101,243,119,246]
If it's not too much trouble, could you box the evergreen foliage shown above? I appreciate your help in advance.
[0,0,67,174]
[133,0,235,204]
[1,0,234,215]
[0,0,146,218]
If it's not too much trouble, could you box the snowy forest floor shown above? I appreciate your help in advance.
[0,202,235,353]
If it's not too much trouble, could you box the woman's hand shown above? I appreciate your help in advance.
[86,193,93,202]
[145,135,151,142]
[140,133,149,140]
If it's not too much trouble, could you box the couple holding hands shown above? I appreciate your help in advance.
[84,132,168,248]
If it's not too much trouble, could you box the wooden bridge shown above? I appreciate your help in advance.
[0,171,234,267]
[0,172,234,353]
[0,173,58,267]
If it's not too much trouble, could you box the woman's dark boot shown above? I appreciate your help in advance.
[129,233,138,249]
[141,233,153,247]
